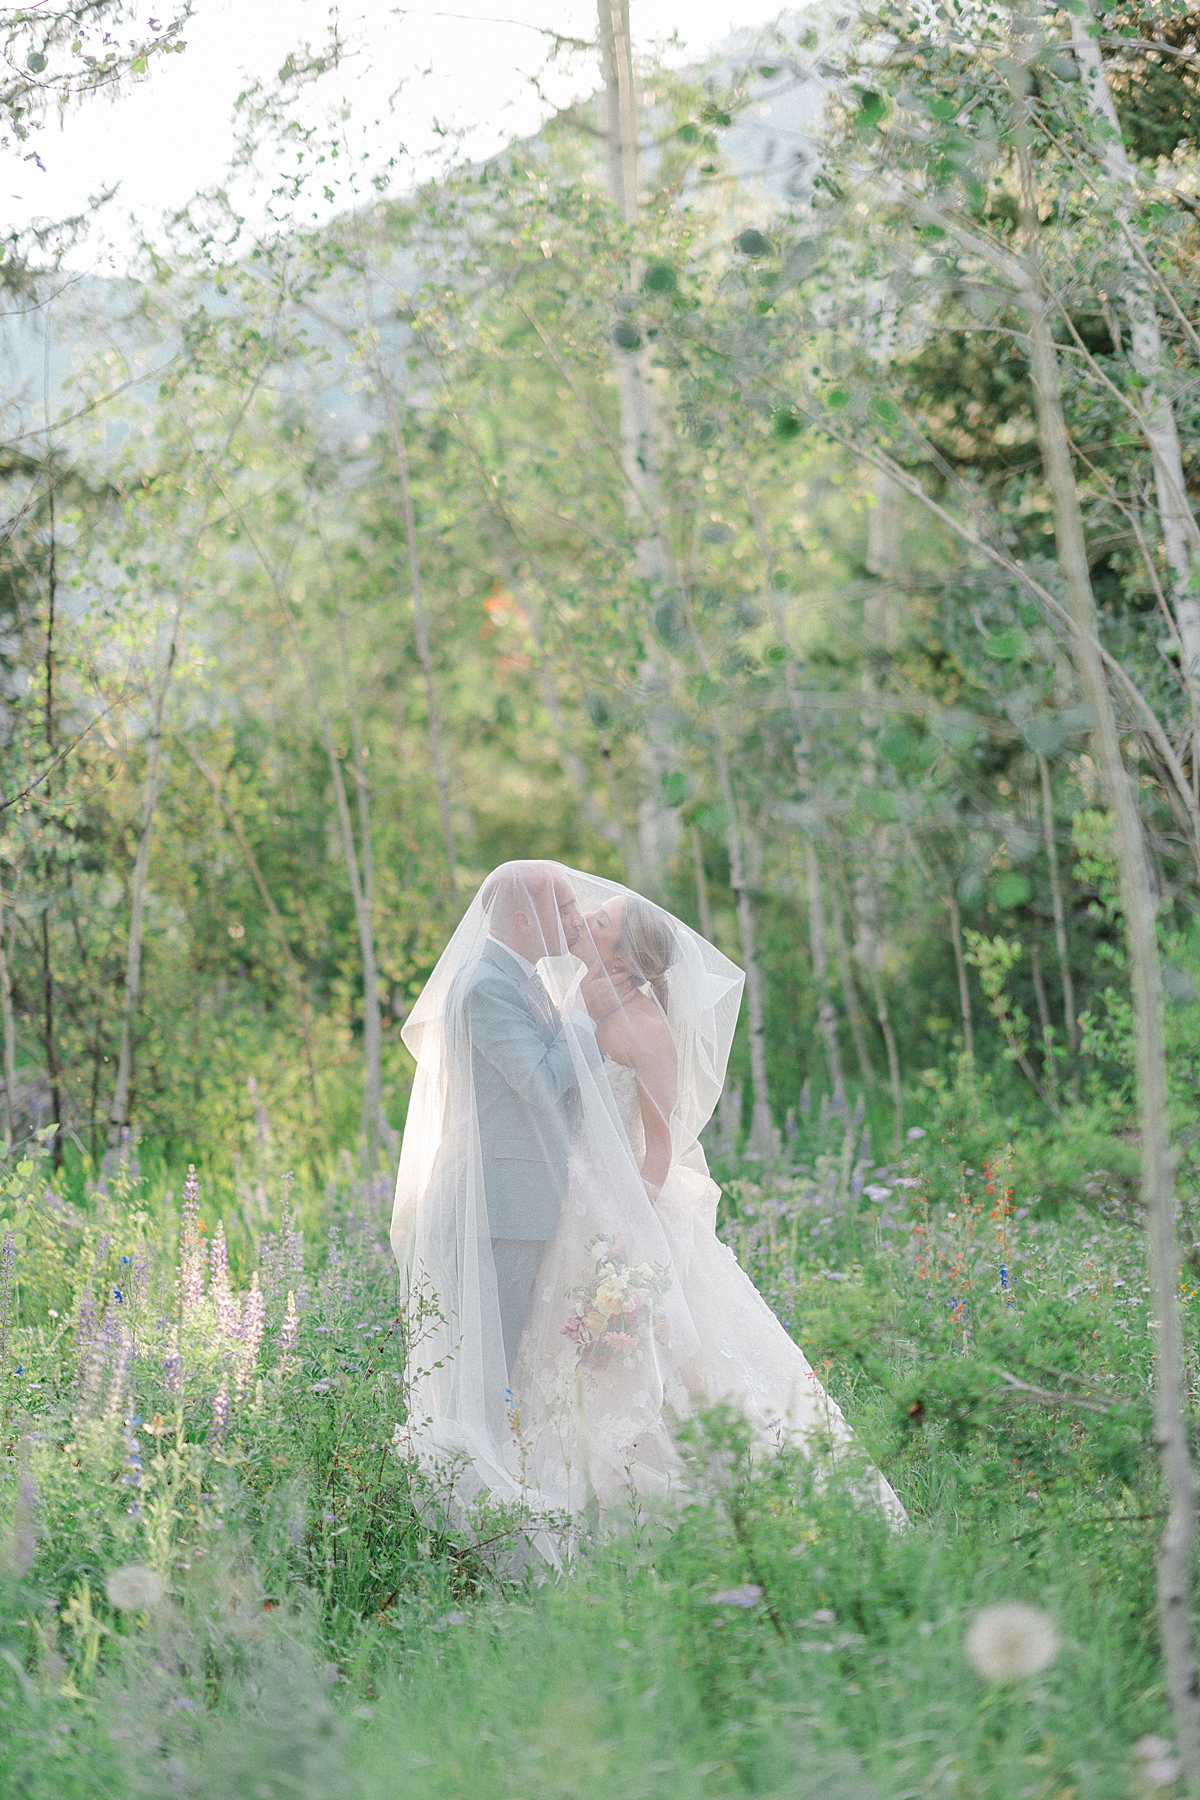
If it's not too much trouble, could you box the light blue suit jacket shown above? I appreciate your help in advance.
[453,938,599,1241]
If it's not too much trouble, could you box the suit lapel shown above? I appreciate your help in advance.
[479,941,559,1044]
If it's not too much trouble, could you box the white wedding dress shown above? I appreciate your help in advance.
[514,1057,906,1526]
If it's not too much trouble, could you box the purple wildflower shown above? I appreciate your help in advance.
[11,1445,36,1574]
[0,1229,15,1362]
[210,1379,230,1445]
[162,1327,183,1394]
[179,1168,205,1312]
[279,1290,298,1358]
[210,1223,240,1338]
[235,1273,265,1398]
[122,1414,143,1517]
[103,1327,133,1424]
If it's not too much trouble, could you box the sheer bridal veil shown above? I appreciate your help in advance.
[389,861,744,1523]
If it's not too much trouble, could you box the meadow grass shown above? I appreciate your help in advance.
[0,1108,1188,1799]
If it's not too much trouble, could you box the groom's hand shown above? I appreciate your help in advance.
[578,966,631,1023]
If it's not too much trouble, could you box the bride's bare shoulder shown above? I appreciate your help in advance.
[601,992,675,1065]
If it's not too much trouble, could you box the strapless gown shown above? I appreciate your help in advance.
[511,1058,905,1526]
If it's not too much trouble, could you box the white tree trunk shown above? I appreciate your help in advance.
[597,0,679,894]
[805,838,846,1108]
[375,366,458,903]
[108,588,188,1150]
[1015,108,1200,1780]
[946,883,975,1068]
[1070,7,1200,691]
[0,877,17,1149]
[1038,751,1078,1052]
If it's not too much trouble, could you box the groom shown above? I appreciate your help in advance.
[459,861,600,1372]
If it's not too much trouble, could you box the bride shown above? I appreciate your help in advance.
[390,860,904,1535]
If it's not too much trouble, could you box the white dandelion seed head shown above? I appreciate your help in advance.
[105,1564,165,1612]
[964,1602,1060,1681]
[1134,1738,1174,1764]
[1143,1760,1183,1789]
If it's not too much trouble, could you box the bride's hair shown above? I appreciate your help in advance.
[616,896,678,1013]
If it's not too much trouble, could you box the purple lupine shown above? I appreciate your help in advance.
[74,1298,108,1426]
[210,1379,230,1445]
[131,1253,151,1310]
[180,1167,205,1312]
[0,1229,15,1363]
[162,1327,183,1394]
[279,1290,299,1358]
[73,1287,99,1383]
[122,1414,143,1517]
[210,1223,240,1338]
[12,1451,36,1574]
[235,1273,265,1398]
[103,1328,134,1424]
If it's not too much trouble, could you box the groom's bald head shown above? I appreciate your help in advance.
[482,860,581,957]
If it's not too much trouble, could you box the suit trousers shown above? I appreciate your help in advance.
[491,1238,545,1374]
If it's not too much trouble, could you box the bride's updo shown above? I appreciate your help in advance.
[616,895,678,1014]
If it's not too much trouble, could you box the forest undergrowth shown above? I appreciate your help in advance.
[0,1089,1190,1800]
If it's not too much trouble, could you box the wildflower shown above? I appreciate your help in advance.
[210,1379,230,1445]
[1133,1738,1181,1787]
[9,1445,36,1575]
[179,1167,205,1312]
[102,1329,133,1424]
[865,1185,893,1202]
[279,1289,299,1357]
[906,1126,926,1141]
[122,1415,143,1516]
[105,1564,165,1612]
[210,1223,240,1338]
[964,1601,1060,1681]
[0,1228,14,1361]
[162,1328,183,1393]
[235,1272,265,1399]
[706,1585,763,1608]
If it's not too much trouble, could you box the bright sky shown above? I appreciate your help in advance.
[1,1,788,271]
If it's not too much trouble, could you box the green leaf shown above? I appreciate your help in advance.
[879,724,917,768]
[1163,963,1198,1008]
[765,644,787,665]
[611,320,641,351]
[691,803,728,833]
[983,630,1023,660]
[865,791,903,823]
[825,387,851,410]
[735,228,772,257]
[870,395,899,427]
[662,771,690,807]
[992,873,1032,909]
[773,407,805,441]
[642,262,676,293]
[678,123,700,144]
[26,50,47,73]
[928,96,959,121]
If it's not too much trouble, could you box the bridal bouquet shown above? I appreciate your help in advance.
[561,1235,671,1371]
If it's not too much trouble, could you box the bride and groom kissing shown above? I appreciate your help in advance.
[391,859,905,1527]
[460,861,676,1372]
